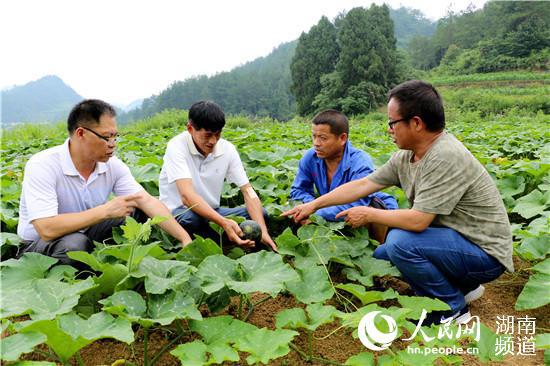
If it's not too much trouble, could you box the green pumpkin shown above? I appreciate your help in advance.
[239,220,262,241]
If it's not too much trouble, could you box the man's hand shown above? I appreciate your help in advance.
[102,193,141,219]
[335,206,373,228]
[281,202,316,224]
[261,231,278,252]
[222,218,255,248]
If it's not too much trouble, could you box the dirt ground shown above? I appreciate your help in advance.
[21,255,549,366]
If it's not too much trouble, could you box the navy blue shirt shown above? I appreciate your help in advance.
[290,141,398,221]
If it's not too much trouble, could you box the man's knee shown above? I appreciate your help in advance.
[383,229,418,259]
[56,233,93,253]
[373,244,391,261]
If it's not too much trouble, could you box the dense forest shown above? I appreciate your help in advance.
[407,1,550,73]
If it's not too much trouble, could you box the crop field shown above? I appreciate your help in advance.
[0,73,549,365]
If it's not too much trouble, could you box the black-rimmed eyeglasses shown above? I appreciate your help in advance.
[81,126,119,143]
[387,118,409,130]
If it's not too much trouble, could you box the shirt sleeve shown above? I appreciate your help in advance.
[111,157,144,196]
[412,157,471,215]
[290,155,316,203]
[22,160,59,222]
[226,145,249,187]
[366,152,401,187]
[163,140,192,184]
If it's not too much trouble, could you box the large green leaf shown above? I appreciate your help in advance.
[345,352,375,366]
[67,251,129,297]
[16,312,133,362]
[512,189,550,219]
[284,266,334,304]
[516,236,550,261]
[0,253,58,289]
[176,235,222,267]
[474,323,505,362]
[343,254,401,287]
[0,332,46,361]
[189,315,257,345]
[187,316,296,365]
[497,175,525,198]
[100,289,201,327]
[336,283,399,305]
[147,291,202,325]
[195,255,239,294]
[276,303,341,331]
[275,228,307,257]
[515,258,550,310]
[230,251,298,295]
[132,255,195,294]
[536,333,550,349]
[170,340,208,366]
[235,327,299,365]
[397,295,451,320]
[1,277,95,320]
[99,242,166,267]
[196,251,298,296]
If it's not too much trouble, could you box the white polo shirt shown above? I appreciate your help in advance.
[17,139,143,241]
[159,131,249,211]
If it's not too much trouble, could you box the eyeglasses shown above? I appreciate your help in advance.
[81,126,118,143]
[388,118,409,130]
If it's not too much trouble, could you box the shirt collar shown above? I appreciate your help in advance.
[60,138,107,176]
[184,131,225,158]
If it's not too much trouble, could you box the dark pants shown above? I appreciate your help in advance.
[373,227,505,313]
[18,210,147,270]
[172,205,267,241]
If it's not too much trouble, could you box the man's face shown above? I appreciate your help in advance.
[79,114,118,162]
[188,123,221,156]
[387,98,412,150]
[312,123,346,160]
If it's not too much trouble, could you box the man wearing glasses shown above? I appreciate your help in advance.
[283,80,512,325]
[17,99,192,269]
[289,109,398,243]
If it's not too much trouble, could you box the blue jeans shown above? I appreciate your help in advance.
[373,227,505,313]
[172,205,266,238]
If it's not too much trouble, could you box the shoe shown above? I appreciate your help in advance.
[440,306,471,325]
[464,285,485,304]
[424,305,470,326]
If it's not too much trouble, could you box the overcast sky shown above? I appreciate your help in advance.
[1,0,486,106]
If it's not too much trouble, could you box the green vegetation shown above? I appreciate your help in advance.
[292,4,401,116]
[1,74,548,364]
[408,1,550,73]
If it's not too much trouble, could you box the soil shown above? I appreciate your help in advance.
[20,255,549,366]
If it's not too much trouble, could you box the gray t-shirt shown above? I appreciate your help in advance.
[368,132,514,272]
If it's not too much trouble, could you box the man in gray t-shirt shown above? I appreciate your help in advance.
[283,80,512,325]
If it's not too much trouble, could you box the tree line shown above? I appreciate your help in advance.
[121,2,548,123]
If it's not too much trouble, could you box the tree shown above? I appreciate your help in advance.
[314,5,399,114]
[290,17,339,116]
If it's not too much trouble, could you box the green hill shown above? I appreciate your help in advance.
[1,75,83,124]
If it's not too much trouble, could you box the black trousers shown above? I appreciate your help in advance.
[18,210,147,270]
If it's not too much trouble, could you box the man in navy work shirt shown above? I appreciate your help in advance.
[290,109,397,242]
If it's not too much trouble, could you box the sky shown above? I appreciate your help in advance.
[1,0,486,106]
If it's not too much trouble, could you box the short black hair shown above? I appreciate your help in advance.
[311,109,349,136]
[388,80,445,132]
[67,99,116,134]
[188,101,225,132]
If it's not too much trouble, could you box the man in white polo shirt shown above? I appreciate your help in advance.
[17,99,192,269]
[159,101,276,250]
